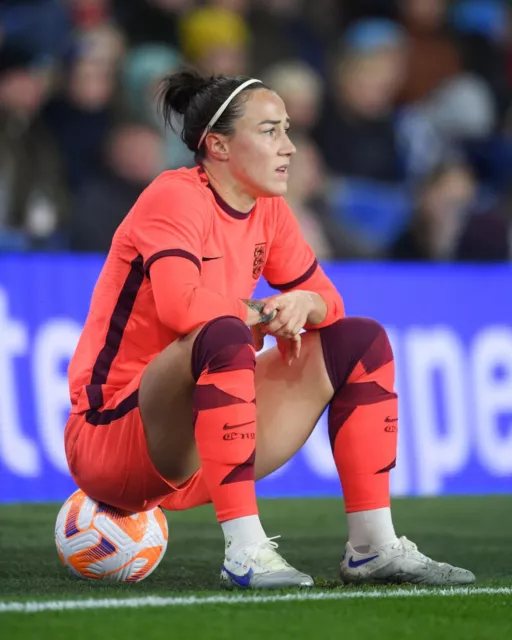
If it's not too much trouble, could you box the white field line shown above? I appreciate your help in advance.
[1,587,511,614]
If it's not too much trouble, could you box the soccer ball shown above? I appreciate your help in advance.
[55,489,168,582]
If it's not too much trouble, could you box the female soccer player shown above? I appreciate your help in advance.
[64,70,475,589]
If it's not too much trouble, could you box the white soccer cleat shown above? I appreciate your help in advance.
[220,536,314,589]
[340,536,476,586]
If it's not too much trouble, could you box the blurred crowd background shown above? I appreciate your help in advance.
[1,0,512,261]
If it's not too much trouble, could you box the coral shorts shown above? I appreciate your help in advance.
[64,370,208,513]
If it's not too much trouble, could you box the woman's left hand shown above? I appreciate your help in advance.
[260,291,315,339]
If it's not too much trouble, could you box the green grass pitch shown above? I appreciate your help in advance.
[1,496,511,639]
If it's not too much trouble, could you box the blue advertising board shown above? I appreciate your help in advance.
[0,254,511,504]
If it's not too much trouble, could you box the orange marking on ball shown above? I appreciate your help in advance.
[63,490,87,538]
[94,504,148,543]
[125,547,164,582]
[67,536,118,579]
[154,508,169,542]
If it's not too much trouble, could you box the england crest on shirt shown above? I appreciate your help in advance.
[252,243,267,279]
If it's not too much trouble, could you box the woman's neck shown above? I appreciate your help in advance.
[202,162,256,214]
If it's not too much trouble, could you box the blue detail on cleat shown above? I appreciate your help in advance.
[222,565,254,588]
[348,554,379,568]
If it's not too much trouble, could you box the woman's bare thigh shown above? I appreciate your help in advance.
[138,328,201,485]
[254,331,334,479]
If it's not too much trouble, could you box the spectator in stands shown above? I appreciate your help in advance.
[451,0,510,119]
[247,0,333,76]
[391,163,475,261]
[390,162,508,262]
[0,0,71,68]
[179,5,250,75]
[397,0,462,104]
[69,0,111,30]
[397,71,497,190]
[69,123,165,252]
[313,18,413,257]
[0,48,68,250]
[262,60,323,136]
[285,135,335,260]
[315,18,408,181]
[72,22,126,73]
[41,24,125,193]
[122,43,193,170]
[420,73,497,146]
[112,0,194,49]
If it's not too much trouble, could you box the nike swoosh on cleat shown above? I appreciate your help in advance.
[202,256,223,261]
[222,566,254,588]
[223,421,255,430]
[348,554,379,568]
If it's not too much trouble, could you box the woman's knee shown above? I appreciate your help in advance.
[191,315,255,380]
[319,317,394,390]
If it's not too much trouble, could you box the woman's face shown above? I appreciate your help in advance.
[212,89,297,198]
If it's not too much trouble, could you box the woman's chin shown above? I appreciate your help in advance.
[259,181,288,198]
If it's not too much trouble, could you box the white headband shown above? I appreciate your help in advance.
[197,78,262,151]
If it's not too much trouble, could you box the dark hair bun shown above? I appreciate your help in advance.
[160,69,210,116]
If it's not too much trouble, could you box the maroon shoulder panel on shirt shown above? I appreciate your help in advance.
[144,249,202,278]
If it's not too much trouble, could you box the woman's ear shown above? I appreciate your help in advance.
[206,133,229,161]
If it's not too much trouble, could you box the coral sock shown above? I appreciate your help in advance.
[192,317,258,522]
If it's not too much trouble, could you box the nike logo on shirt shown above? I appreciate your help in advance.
[223,421,255,430]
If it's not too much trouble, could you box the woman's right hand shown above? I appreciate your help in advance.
[242,299,277,327]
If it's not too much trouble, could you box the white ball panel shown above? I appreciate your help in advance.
[76,495,96,529]
[55,500,71,534]
[62,530,100,556]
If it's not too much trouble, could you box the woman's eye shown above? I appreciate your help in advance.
[263,127,291,136]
